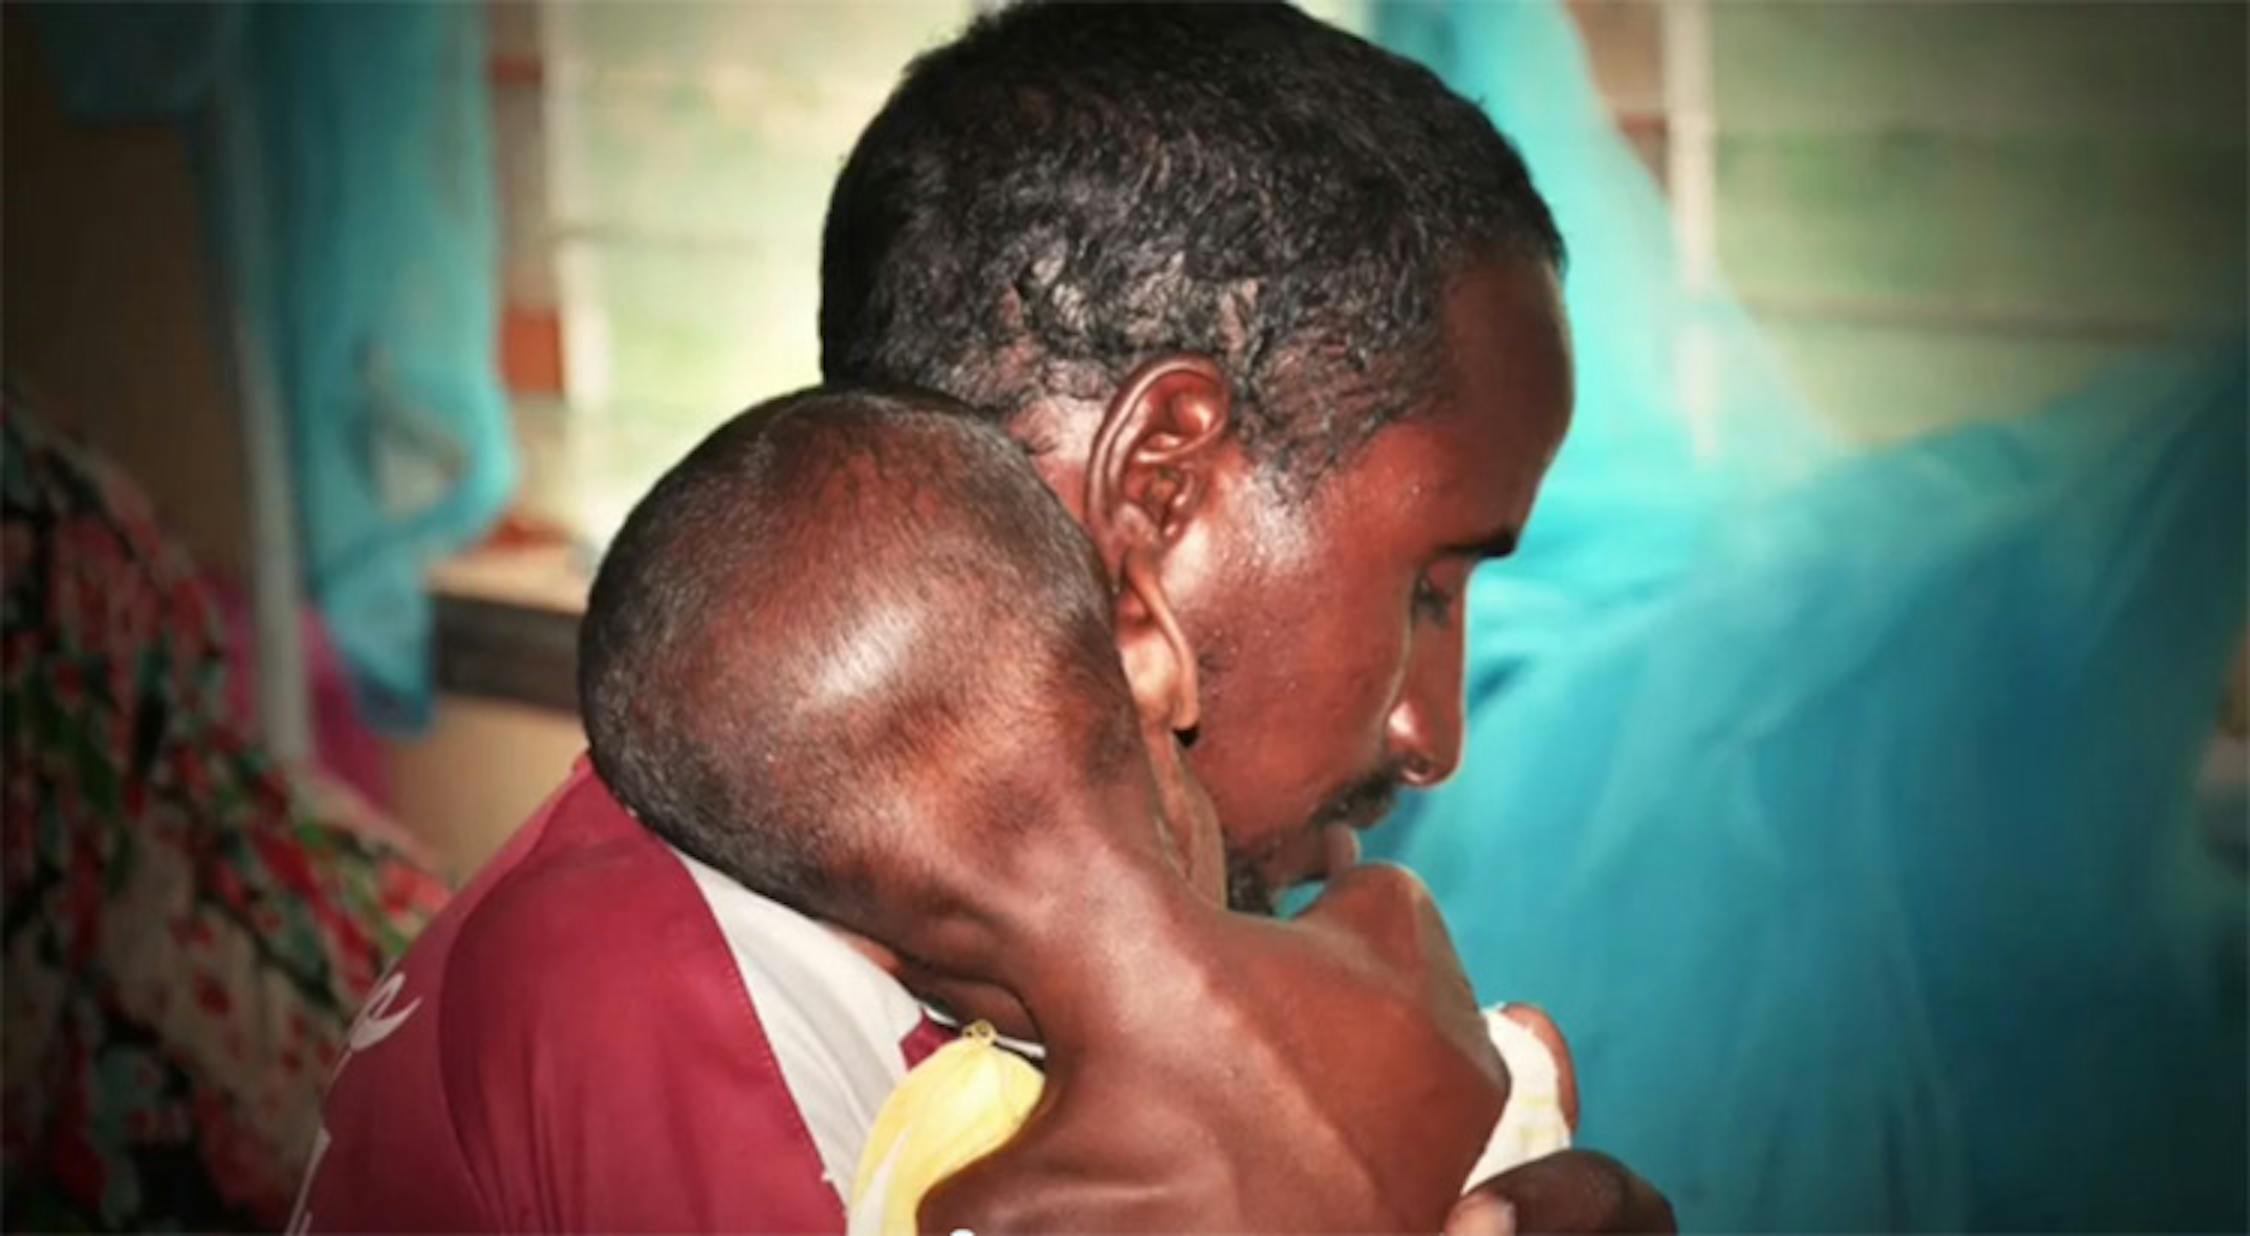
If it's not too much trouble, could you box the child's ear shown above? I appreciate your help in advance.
[1115,542,1199,736]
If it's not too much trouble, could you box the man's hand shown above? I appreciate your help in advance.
[1447,1151,1678,1235]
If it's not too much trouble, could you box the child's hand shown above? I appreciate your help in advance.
[1294,862,1507,1098]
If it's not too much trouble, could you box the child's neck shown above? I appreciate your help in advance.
[998,846,1220,1054]
[878,817,1225,1059]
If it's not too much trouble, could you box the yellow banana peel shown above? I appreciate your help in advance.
[848,1021,1045,1236]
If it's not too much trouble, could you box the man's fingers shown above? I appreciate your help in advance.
[1465,1150,1677,1234]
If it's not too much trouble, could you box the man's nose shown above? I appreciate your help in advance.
[1386,628,1466,788]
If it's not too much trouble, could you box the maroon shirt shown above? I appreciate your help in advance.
[295,759,950,1233]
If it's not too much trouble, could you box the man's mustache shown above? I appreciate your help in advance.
[1307,767,1406,834]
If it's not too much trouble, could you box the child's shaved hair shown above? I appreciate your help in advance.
[580,387,1139,925]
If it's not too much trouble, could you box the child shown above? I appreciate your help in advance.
[580,387,1575,1233]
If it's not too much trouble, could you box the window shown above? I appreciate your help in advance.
[1586,0,2246,441]
[491,1,981,545]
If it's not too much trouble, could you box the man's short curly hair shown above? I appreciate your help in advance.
[820,1,1562,490]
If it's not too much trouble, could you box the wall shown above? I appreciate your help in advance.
[385,696,585,880]
[1717,2,2247,440]
[1571,2,2246,440]
[2,11,251,577]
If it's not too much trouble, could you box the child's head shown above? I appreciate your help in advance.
[581,387,1221,946]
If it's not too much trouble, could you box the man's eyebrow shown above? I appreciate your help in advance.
[1441,528,1521,562]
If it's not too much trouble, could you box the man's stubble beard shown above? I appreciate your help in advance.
[1221,768,1405,917]
[1224,850,1280,917]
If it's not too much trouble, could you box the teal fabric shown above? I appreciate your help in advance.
[1368,2,2248,1229]
[1375,0,1831,681]
[236,3,514,730]
[31,2,514,729]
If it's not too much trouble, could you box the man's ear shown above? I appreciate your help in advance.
[1089,356,1227,736]
[1083,355,1232,581]
[1116,543,1199,735]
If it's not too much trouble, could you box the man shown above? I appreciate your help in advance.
[819,3,1660,1227]
[299,5,1669,1230]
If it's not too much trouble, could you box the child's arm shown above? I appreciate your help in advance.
[900,865,1511,1232]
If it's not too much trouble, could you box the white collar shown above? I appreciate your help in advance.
[665,846,926,1198]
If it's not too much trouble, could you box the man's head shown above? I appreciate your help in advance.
[580,388,1221,946]
[821,3,1574,911]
